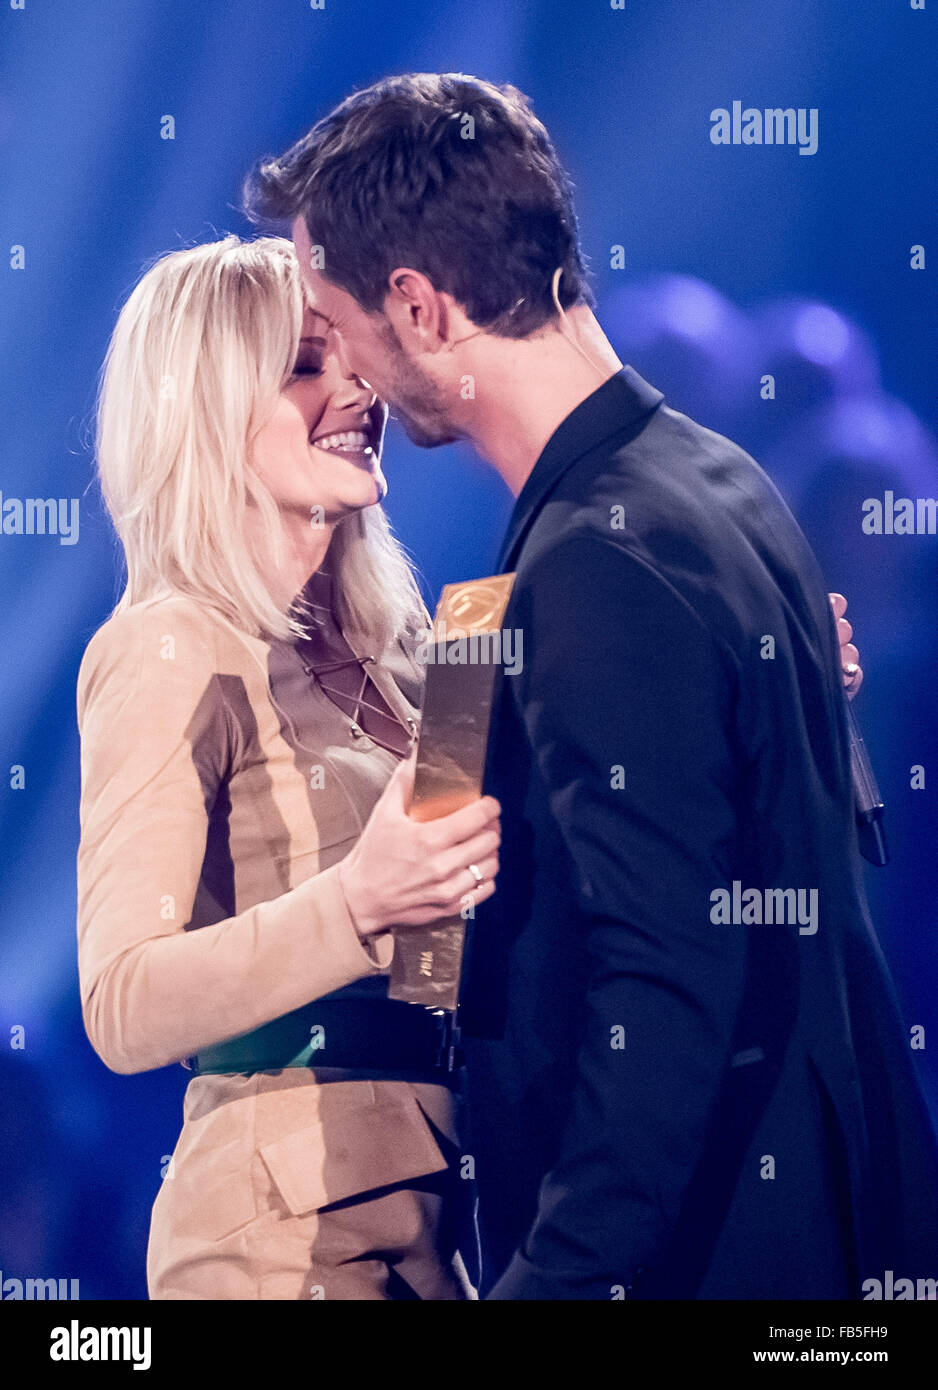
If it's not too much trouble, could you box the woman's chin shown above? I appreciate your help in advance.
[332,475,386,517]
[357,466,388,507]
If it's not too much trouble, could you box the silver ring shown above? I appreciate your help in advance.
[467,862,484,889]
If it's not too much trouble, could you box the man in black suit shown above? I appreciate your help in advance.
[248,72,938,1299]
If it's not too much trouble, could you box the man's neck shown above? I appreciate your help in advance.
[455,307,623,497]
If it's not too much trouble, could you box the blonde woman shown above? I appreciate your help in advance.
[77,235,501,1300]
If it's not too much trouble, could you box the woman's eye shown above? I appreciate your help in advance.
[290,363,323,378]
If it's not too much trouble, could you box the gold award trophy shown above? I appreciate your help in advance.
[388,572,516,1009]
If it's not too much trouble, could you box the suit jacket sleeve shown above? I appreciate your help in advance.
[76,603,392,1075]
[487,532,747,1299]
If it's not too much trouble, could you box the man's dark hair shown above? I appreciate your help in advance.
[244,72,594,338]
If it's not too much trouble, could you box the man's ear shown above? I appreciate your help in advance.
[383,268,450,352]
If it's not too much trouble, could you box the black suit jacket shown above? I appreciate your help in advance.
[460,366,938,1299]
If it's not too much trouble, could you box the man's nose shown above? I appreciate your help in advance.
[332,335,373,395]
[332,372,377,412]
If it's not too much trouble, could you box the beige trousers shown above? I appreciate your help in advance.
[146,1073,477,1300]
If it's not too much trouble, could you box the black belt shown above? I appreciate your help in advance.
[188,997,463,1080]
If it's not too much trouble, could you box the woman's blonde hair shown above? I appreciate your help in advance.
[95,234,424,649]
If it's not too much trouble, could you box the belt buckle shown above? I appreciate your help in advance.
[430,1009,461,1073]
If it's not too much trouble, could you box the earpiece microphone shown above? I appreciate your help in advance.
[549,266,611,379]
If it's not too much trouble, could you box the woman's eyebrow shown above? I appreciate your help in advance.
[298,335,328,346]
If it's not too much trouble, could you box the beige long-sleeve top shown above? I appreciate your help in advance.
[75,588,425,1076]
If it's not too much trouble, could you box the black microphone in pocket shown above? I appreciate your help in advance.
[845,700,889,866]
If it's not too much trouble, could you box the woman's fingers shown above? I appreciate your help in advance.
[431,825,501,886]
[343,770,502,936]
[842,646,862,699]
[829,593,863,698]
[401,874,498,925]
[423,796,501,852]
[431,852,500,908]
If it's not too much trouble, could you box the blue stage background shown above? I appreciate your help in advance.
[1,0,935,1298]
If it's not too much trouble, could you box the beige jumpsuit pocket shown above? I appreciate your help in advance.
[148,1081,467,1299]
[259,1086,450,1215]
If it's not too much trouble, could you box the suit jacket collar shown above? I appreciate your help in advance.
[495,365,664,573]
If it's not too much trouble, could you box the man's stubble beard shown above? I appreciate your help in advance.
[378,317,460,449]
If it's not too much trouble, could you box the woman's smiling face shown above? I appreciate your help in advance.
[251,304,389,523]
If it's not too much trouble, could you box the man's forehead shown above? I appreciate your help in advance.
[290,222,365,324]
[295,259,338,314]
